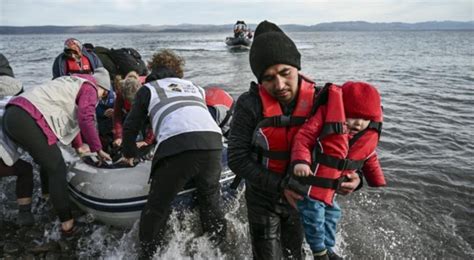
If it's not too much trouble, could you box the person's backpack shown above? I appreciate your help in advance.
[94,46,118,79]
[108,48,148,78]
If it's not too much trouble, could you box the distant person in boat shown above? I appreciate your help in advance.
[52,38,103,79]
[2,68,112,237]
[0,53,35,226]
[234,20,251,38]
[227,20,362,260]
[113,71,154,150]
[120,49,226,259]
[291,82,386,260]
[204,85,234,138]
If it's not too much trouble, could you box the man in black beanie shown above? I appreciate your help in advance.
[228,20,362,260]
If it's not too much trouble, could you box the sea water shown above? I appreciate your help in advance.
[0,30,473,258]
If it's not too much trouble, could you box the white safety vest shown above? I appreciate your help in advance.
[145,78,221,148]
[20,76,94,145]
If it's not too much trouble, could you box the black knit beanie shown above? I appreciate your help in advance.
[249,21,301,82]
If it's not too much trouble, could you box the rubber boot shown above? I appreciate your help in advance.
[17,204,34,226]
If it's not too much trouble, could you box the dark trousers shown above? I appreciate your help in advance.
[139,149,226,259]
[3,106,72,222]
[0,159,33,199]
[246,187,304,260]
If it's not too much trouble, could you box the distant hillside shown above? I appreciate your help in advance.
[0,21,472,34]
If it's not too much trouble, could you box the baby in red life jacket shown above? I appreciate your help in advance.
[290,81,386,259]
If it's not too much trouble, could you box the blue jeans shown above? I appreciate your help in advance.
[297,197,341,253]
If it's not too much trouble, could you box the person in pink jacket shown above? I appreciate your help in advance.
[2,68,112,237]
[290,82,386,259]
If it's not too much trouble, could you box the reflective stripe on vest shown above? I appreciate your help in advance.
[145,78,220,147]
[252,77,316,175]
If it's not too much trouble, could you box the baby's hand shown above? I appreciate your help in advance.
[294,163,312,177]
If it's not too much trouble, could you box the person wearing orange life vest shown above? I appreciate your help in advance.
[290,82,386,259]
[204,85,234,138]
[52,38,103,79]
[227,20,362,260]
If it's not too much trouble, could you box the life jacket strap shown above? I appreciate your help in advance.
[368,121,382,134]
[256,115,307,128]
[251,146,290,160]
[349,121,382,146]
[312,150,365,171]
[319,122,345,139]
[293,175,348,190]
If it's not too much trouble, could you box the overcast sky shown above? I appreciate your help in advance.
[0,0,472,26]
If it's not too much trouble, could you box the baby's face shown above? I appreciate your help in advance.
[346,118,370,135]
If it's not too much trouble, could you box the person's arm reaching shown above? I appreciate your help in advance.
[122,87,151,160]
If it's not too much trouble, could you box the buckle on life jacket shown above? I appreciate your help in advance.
[275,115,291,126]
[334,122,343,134]
[338,159,349,171]
[292,175,347,190]
[335,176,348,190]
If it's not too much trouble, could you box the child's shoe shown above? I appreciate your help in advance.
[327,250,343,260]
[313,249,329,260]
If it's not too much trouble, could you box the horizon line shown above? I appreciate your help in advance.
[2,20,473,27]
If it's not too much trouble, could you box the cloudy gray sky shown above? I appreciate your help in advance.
[0,0,472,26]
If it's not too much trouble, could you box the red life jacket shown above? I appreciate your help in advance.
[252,77,316,175]
[65,55,92,75]
[300,84,383,205]
[205,86,233,109]
[123,98,132,112]
[205,86,234,131]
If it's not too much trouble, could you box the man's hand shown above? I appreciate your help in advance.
[283,188,303,209]
[337,172,361,195]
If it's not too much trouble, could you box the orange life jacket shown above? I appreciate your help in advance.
[205,86,234,135]
[252,77,316,175]
[65,55,92,75]
[205,86,233,109]
[291,84,383,205]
